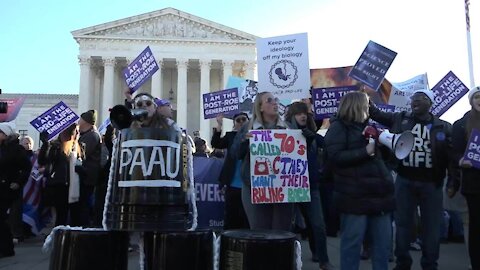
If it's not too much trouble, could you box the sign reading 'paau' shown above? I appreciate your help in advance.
[256,33,310,100]
[463,128,480,169]
[249,129,310,204]
[30,101,79,141]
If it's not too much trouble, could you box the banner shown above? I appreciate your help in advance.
[249,129,310,204]
[226,76,258,117]
[310,66,392,105]
[312,86,358,119]
[30,101,79,141]
[98,117,111,135]
[0,97,25,122]
[257,33,310,100]
[193,156,225,229]
[349,40,397,91]
[123,46,159,93]
[430,71,469,116]
[462,128,480,169]
[389,73,429,112]
[202,88,240,119]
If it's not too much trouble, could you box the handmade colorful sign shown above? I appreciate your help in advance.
[30,101,79,141]
[257,33,310,100]
[226,76,258,117]
[123,46,159,93]
[389,73,429,112]
[202,88,240,119]
[249,129,310,204]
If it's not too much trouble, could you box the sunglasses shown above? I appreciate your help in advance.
[135,100,153,107]
[265,97,279,104]
[235,116,247,123]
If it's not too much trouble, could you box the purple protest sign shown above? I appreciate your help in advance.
[312,86,358,119]
[202,88,240,119]
[0,97,25,122]
[122,46,159,93]
[370,104,395,129]
[349,41,397,91]
[431,71,469,116]
[463,128,480,169]
[30,101,79,141]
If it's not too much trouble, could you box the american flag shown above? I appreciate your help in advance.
[466,0,471,31]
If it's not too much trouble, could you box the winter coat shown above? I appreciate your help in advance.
[79,128,102,186]
[0,137,32,202]
[324,117,395,215]
[451,111,480,195]
[211,129,238,186]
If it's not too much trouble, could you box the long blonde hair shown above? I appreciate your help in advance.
[249,92,279,129]
[337,91,369,123]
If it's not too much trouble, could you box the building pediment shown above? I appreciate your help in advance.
[72,8,257,43]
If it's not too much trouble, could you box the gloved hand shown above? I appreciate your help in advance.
[40,131,49,144]
[302,128,316,142]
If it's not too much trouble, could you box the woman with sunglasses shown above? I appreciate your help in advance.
[231,92,294,230]
[211,112,250,230]
[132,93,169,129]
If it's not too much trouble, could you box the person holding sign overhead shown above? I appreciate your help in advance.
[285,102,332,270]
[325,91,394,270]
[231,92,293,230]
[448,86,480,270]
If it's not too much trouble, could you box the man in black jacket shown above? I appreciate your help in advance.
[369,89,453,270]
[211,113,249,229]
[78,110,102,227]
[0,123,31,258]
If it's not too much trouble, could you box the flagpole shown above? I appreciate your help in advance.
[465,0,475,88]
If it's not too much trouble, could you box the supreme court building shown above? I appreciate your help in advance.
[72,7,257,140]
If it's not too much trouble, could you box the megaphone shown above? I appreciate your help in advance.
[378,129,414,160]
[109,105,149,130]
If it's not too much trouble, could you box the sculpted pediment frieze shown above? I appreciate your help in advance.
[77,11,255,42]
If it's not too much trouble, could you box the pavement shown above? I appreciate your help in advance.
[0,231,470,270]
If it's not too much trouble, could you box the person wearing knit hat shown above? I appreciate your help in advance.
[449,85,480,270]
[80,110,97,126]
[370,85,453,269]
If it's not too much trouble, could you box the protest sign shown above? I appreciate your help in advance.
[462,128,480,169]
[123,46,159,93]
[389,73,429,112]
[370,104,396,129]
[98,117,111,135]
[249,129,310,204]
[30,101,79,141]
[0,97,25,122]
[312,86,358,119]
[431,71,469,116]
[349,41,397,91]
[226,76,258,116]
[257,33,310,100]
[202,88,240,119]
[194,156,225,229]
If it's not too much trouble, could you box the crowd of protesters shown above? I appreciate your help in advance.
[0,87,478,270]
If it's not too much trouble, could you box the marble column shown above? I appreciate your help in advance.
[176,59,188,129]
[102,58,116,124]
[222,60,234,133]
[151,60,163,99]
[78,56,91,115]
[244,61,256,80]
[199,60,211,141]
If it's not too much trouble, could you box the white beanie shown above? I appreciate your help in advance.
[468,86,480,103]
[0,123,15,136]
[413,89,435,103]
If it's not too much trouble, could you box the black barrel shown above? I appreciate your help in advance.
[105,126,192,231]
[49,229,129,270]
[220,229,296,270]
[143,230,214,270]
